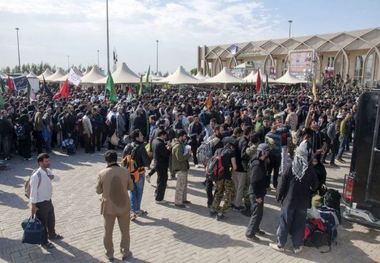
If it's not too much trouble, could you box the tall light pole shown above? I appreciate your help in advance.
[97,49,100,67]
[156,40,159,75]
[15,27,21,71]
[288,20,293,38]
[67,55,70,70]
[106,0,110,74]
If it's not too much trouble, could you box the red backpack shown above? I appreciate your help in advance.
[205,148,225,181]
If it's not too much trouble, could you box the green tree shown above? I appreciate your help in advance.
[190,68,197,75]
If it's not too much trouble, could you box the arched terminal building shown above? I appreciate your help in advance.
[197,28,380,85]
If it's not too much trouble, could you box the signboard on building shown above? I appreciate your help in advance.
[288,49,314,81]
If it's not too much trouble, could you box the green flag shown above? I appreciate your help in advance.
[0,93,4,109]
[106,72,117,102]
[263,74,269,97]
[145,66,150,84]
[0,78,5,93]
[139,75,143,96]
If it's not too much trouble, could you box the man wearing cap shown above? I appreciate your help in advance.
[246,143,270,241]
[96,150,134,261]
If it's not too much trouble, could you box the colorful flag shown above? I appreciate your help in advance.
[261,73,269,97]
[12,76,30,91]
[205,92,213,109]
[139,75,143,97]
[68,68,81,86]
[7,76,14,94]
[53,79,69,100]
[0,93,4,109]
[0,78,5,93]
[29,87,37,101]
[42,76,53,98]
[255,70,261,94]
[106,72,117,102]
[145,66,150,83]
[312,79,317,101]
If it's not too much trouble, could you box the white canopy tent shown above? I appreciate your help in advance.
[159,66,199,85]
[37,68,53,81]
[143,72,163,83]
[55,67,83,82]
[45,68,66,82]
[26,72,37,78]
[95,62,140,84]
[273,71,308,84]
[194,71,208,81]
[243,70,275,83]
[0,72,8,79]
[204,67,242,84]
[81,65,106,84]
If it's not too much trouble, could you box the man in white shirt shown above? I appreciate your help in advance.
[30,153,63,249]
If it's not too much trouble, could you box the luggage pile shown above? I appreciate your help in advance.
[304,189,341,252]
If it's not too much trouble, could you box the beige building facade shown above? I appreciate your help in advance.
[197,28,380,85]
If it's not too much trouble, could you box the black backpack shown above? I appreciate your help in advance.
[324,189,342,223]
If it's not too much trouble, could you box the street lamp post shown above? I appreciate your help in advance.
[67,55,70,70]
[156,40,159,75]
[97,49,100,67]
[15,27,21,71]
[288,20,293,38]
[106,0,110,74]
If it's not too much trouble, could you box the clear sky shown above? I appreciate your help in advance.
[0,0,378,74]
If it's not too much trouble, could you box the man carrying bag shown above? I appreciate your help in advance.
[28,153,63,249]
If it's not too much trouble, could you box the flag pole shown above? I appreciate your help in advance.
[105,0,110,99]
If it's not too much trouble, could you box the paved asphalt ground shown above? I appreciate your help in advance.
[0,149,379,263]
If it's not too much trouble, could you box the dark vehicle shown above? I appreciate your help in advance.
[343,89,380,228]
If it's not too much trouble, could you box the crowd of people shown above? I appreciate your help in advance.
[7,77,364,261]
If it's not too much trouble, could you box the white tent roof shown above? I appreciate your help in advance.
[54,67,83,82]
[95,62,140,84]
[194,71,208,81]
[204,67,242,84]
[27,72,38,78]
[243,70,275,83]
[81,66,106,84]
[234,62,250,69]
[273,71,308,84]
[46,68,66,82]
[37,68,53,81]
[159,66,199,85]
[0,72,8,79]
[143,72,163,83]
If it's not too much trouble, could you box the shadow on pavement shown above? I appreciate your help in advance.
[0,190,28,209]
[134,215,252,249]
[0,237,99,263]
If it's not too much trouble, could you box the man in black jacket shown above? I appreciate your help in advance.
[270,130,319,254]
[92,107,104,152]
[188,115,203,166]
[152,130,171,203]
[246,143,270,241]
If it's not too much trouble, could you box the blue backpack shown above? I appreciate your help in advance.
[318,206,339,249]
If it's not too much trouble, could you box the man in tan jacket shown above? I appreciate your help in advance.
[96,150,134,262]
